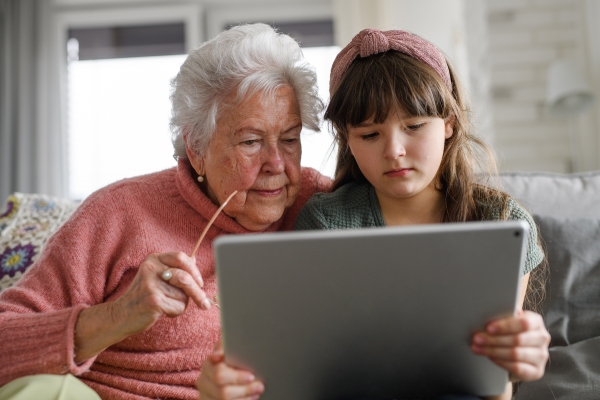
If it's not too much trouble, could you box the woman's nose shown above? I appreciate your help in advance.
[261,143,285,174]
[383,134,406,160]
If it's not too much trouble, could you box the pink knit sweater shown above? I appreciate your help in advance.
[0,159,331,399]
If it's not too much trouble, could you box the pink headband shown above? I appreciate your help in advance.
[329,29,452,96]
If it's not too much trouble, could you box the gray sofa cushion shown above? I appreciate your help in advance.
[515,215,600,399]
[498,171,600,218]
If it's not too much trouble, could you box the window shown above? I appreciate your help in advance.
[58,4,201,200]
[67,24,188,200]
[296,46,340,180]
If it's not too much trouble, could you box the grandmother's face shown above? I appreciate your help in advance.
[186,85,303,231]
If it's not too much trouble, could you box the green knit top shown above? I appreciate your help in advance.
[294,182,544,275]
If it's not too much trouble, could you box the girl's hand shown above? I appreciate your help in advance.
[196,340,264,400]
[75,252,210,363]
[471,310,550,382]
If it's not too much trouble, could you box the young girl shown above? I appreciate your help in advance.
[293,29,550,400]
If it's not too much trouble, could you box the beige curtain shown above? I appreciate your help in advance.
[0,0,66,203]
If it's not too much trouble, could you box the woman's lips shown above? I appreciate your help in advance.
[385,168,412,177]
[253,188,284,196]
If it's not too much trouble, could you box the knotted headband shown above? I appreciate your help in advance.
[329,29,452,96]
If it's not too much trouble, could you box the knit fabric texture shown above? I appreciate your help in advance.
[294,182,544,275]
[329,29,452,96]
[0,159,331,399]
[0,193,79,292]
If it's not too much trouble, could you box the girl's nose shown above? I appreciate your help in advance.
[383,134,406,160]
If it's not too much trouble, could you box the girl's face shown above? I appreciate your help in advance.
[347,109,454,203]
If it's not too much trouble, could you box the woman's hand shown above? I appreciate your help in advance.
[75,252,210,363]
[111,252,210,335]
[196,340,264,400]
[471,310,550,382]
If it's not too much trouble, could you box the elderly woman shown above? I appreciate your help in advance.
[0,23,330,399]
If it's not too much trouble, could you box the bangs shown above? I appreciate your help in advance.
[326,51,453,131]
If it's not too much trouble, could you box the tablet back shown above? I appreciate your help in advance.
[214,221,528,400]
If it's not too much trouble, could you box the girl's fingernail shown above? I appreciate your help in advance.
[473,335,485,344]
[202,299,211,310]
[254,382,265,393]
[245,374,255,382]
[487,325,498,334]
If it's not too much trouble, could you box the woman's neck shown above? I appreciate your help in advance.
[376,184,446,226]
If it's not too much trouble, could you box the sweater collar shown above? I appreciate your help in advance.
[175,158,284,233]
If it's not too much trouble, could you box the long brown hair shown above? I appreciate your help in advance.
[325,50,546,311]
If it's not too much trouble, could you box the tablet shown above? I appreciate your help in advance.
[214,220,528,399]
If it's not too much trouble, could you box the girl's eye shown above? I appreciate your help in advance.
[406,123,425,131]
[361,132,379,140]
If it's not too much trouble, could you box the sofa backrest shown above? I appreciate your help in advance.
[498,170,600,218]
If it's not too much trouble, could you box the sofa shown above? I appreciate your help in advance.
[1,170,599,399]
[497,171,600,399]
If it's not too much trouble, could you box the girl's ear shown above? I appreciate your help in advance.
[444,115,455,139]
[183,128,205,176]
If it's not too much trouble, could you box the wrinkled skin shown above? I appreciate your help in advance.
[186,85,303,231]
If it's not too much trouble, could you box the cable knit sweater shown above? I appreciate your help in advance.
[0,159,331,400]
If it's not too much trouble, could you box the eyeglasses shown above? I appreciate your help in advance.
[189,190,238,309]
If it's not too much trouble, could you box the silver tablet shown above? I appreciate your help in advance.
[214,220,528,399]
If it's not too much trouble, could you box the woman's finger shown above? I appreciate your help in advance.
[156,293,189,318]
[157,252,204,287]
[161,266,210,310]
[157,279,189,303]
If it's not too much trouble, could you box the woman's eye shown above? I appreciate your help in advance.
[242,139,258,145]
[283,138,297,143]
[361,132,379,140]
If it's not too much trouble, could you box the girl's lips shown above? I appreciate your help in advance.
[253,188,284,196]
[385,168,412,177]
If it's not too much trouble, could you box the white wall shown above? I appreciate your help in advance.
[486,0,599,173]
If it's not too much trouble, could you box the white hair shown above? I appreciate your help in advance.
[170,23,323,158]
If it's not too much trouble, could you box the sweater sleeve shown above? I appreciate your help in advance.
[506,199,544,275]
[0,187,140,385]
[294,194,330,230]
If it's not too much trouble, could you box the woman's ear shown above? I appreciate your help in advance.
[444,115,455,139]
[183,129,205,176]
